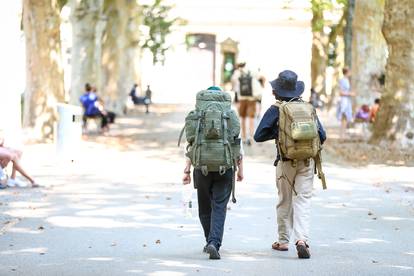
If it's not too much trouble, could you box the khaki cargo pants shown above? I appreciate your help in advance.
[276,159,314,244]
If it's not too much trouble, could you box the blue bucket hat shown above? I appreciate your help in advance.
[270,70,304,98]
[207,86,223,91]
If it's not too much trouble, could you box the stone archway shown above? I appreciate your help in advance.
[220,38,239,86]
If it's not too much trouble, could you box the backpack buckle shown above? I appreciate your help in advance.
[219,166,226,175]
[201,166,209,176]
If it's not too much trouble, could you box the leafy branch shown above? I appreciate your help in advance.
[141,0,185,64]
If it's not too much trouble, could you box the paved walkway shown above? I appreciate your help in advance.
[1,105,413,275]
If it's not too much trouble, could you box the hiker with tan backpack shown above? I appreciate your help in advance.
[254,70,327,259]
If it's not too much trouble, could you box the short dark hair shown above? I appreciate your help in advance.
[85,83,91,91]
[342,67,349,75]
[274,93,292,102]
[374,98,380,104]
[237,62,246,69]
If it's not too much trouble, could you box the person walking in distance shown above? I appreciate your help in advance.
[179,86,244,260]
[254,70,327,259]
[231,62,261,146]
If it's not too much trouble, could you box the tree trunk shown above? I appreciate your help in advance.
[69,0,102,104]
[116,0,141,106]
[325,13,345,110]
[344,0,354,68]
[98,0,140,113]
[352,0,387,106]
[311,7,328,97]
[371,0,414,147]
[22,0,65,141]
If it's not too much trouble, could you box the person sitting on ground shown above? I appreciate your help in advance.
[355,104,371,123]
[370,98,380,123]
[0,154,8,189]
[0,136,39,188]
[79,83,109,133]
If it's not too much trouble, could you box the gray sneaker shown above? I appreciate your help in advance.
[205,244,220,260]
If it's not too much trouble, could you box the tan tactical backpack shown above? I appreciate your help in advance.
[275,100,321,160]
[275,99,326,189]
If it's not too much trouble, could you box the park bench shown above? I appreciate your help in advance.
[124,95,151,115]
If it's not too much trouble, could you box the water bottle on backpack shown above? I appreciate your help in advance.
[181,183,194,218]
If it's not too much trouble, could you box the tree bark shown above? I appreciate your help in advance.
[344,0,354,68]
[371,0,414,147]
[98,0,141,113]
[22,0,65,141]
[311,6,328,96]
[69,0,102,104]
[352,0,387,106]
[116,0,141,106]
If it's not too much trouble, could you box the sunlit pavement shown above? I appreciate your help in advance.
[1,105,413,276]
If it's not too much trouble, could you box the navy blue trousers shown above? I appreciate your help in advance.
[194,169,233,250]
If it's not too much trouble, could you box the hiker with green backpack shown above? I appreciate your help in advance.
[179,86,244,260]
[254,70,327,259]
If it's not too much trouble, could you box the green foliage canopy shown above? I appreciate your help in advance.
[141,0,184,64]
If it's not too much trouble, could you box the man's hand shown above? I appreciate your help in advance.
[182,173,191,185]
[183,158,192,184]
[237,159,244,182]
[237,169,244,182]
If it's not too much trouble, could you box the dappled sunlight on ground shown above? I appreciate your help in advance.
[1,104,414,275]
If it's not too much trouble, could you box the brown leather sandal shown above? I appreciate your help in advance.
[295,241,310,259]
[272,242,289,251]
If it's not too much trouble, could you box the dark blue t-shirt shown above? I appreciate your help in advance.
[80,92,100,116]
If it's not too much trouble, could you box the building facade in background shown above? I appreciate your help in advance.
[139,0,312,104]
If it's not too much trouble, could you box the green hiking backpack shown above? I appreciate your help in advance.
[178,90,241,202]
[275,99,326,189]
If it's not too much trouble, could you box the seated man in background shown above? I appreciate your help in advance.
[129,83,151,114]
[92,86,116,125]
[80,83,109,133]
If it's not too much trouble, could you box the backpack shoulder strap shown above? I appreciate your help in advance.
[273,100,283,108]
[272,101,284,158]
[177,125,186,147]
[314,151,327,189]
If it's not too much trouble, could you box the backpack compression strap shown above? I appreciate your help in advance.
[315,151,327,189]
[177,125,186,147]
[272,101,286,161]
